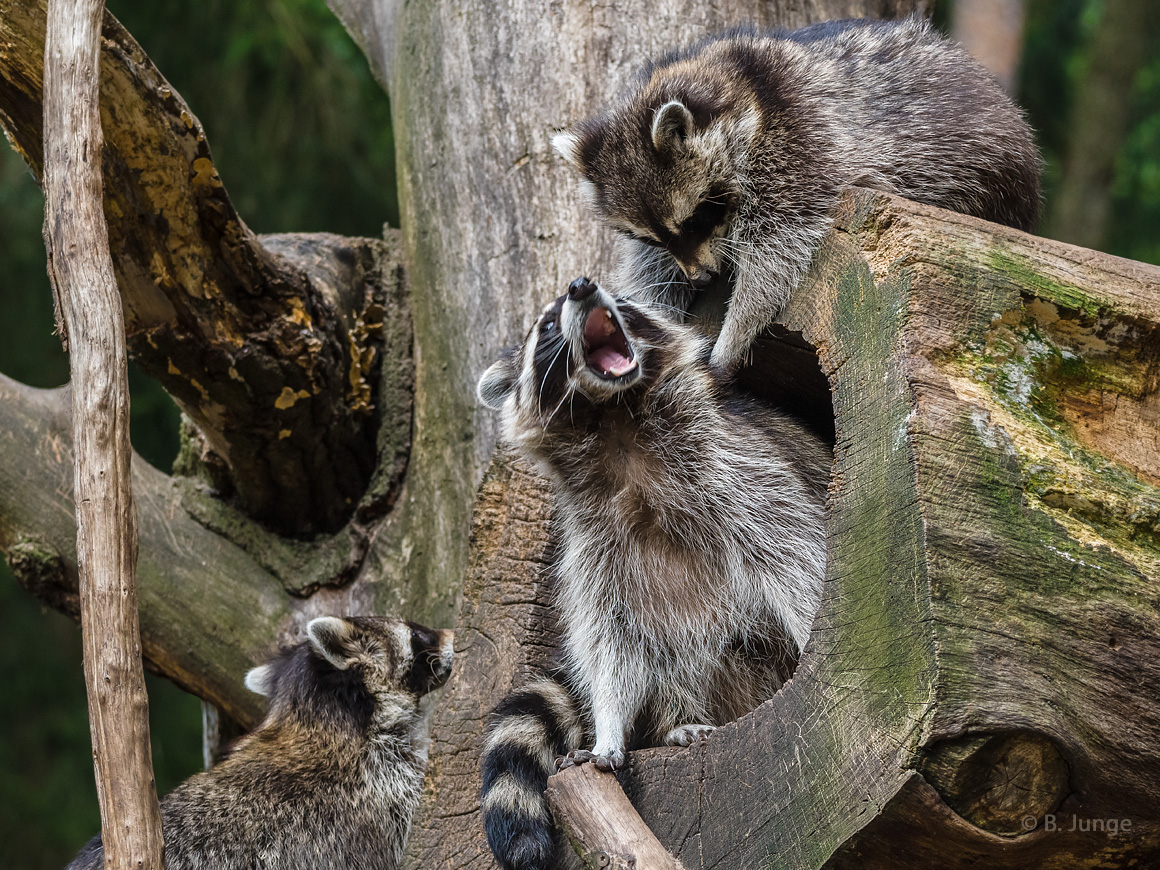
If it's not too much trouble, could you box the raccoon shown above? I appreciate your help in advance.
[477,277,830,870]
[67,616,454,870]
[552,16,1043,368]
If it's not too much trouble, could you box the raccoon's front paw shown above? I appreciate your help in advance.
[665,723,716,747]
[556,748,625,772]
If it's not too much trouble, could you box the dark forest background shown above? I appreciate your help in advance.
[1,0,1157,866]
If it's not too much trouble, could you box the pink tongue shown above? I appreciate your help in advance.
[590,346,634,376]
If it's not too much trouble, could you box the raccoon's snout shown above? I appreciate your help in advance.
[689,270,716,289]
[568,276,597,301]
[408,623,454,695]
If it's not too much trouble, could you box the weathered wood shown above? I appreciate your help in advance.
[0,375,294,728]
[408,189,1160,869]
[0,0,409,536]
[41,0,163,864]
[333,0,933,641]
[546,764,687,870]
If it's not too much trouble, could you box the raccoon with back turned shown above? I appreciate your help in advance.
[553,16,1042,368]
[477,277,830,870]
[67,616,454,870]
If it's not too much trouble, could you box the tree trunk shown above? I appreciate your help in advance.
[950,0,1025,94]
[406,189,1160,868]
[41,0,163,864]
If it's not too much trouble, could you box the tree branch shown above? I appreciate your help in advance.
[41,0,162,861]
[0,374,292,728]
[0,0,410,536]
[546,764,687,870]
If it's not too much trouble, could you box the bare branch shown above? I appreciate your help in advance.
[0,375,291,728]
[546,764,687,870]
[41,0,162,861]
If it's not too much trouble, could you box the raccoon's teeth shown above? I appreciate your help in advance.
[583,307,636,379]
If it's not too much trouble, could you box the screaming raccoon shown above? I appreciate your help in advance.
[477,277,830,870]
[67,616,454,870]
[552,16,1043,368]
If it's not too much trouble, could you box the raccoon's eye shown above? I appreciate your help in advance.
[634,235,667,249]
[541,318,558,335]
[680,199,729,240]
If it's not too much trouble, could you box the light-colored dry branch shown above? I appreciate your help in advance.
[546,764,687,870]
[41,0,162,864]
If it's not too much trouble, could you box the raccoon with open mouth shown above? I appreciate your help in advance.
[553,16,1042,368]
[477,277,830,870]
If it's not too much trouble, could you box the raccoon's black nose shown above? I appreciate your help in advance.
[689,271,715,289]
[568,276,597,301]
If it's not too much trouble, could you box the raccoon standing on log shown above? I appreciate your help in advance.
[67,616,454,870]
[553,16,1043,368]
[476,277,830,870]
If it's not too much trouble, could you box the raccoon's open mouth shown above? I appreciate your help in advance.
[583,306,637,380]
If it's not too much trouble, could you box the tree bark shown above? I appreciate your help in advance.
[1,0,408,537]
[546,764,687,870]
[41,0,163,864]
[406,189,1160,869]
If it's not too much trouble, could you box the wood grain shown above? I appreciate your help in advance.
[40,0,163,864]
[547,764,687,870]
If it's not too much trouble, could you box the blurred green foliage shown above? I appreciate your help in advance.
[0,0,396,866]
[1021,0,1160,264]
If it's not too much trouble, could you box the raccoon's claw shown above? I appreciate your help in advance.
[557,748,624,772]
[665,723,716,747]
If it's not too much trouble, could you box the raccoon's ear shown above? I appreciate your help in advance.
[307,616,359,671]
[651,100,695,153]
[244,663,275,696]
[477,357,517,410]
[552,130,584,171]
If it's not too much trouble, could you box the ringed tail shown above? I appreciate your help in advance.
[480,677,585,870]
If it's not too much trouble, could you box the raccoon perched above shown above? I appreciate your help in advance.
[553,16,1042,367]
[477,277,830,870]
[67,616,454,870]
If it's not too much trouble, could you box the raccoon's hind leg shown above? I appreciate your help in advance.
[480,678,586,870]
[664,723,717,747]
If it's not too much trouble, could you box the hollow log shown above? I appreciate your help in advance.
[405,189,1160,869]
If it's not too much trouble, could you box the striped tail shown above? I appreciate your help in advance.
[480,677,586,870]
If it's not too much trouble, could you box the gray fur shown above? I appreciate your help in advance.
[555,16,1043,368]
[67,616,454,870]
[481,282,829,771]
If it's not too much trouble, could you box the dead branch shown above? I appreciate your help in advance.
[1,0,409,536]
[546,764,687,870]
[41,0,162,862]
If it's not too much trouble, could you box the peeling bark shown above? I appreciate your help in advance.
[0,0,409,536]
